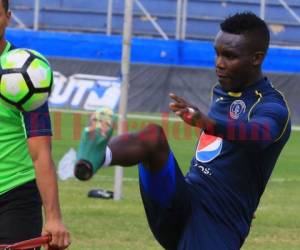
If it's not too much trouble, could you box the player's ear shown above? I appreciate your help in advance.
[252,51,265,67]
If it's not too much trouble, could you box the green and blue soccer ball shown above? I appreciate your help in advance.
[0,48,53,112]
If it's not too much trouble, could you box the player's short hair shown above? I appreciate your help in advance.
[220,12,270,53]
[1,0,9,12]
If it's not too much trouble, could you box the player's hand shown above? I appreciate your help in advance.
[42,219,71,250]
[169,92,205,128]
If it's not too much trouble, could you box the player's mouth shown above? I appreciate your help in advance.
[217,75,231,86]
[216,72,229,80]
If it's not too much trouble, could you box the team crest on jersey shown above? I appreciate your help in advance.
[195,132,222,163]
[229,100,246,119]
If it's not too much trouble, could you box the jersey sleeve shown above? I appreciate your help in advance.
[22,102,52,138]
[211,101,290,150]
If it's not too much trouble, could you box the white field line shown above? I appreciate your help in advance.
[50,108,181,121]
[50,108,300,130]
[293,126,300,131]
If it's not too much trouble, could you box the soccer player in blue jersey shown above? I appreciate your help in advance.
[0,1,70,249]
[75,12,291,249]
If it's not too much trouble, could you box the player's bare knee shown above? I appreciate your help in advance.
[139,124,169,153]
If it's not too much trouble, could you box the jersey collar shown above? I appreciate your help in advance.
[216,77,269,98]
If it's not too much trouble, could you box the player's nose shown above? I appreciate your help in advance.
[215,55,226,70]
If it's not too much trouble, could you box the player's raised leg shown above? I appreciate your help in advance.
[74,115,190,249]
[109,124,169,170]
[74,106,170,179]
[75,120,170,179]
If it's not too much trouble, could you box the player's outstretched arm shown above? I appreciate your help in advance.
[27,136,71,250]
[169,93,290,149]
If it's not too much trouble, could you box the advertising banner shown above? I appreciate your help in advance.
[49,72,121,112]
[48,58,300,125]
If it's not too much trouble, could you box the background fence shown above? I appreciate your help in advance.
[9,0,300,45]
[6,0,300,125]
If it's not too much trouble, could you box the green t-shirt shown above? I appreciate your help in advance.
[0,104,36,194]
[0,42,52,195]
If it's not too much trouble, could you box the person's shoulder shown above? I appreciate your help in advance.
[259,81,288,107]
[255,92,290,125]
[254,80,289,115]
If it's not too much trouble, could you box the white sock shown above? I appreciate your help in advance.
[102,146,112,167]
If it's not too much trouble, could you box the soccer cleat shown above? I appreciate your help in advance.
[74,106,116,181]
[87,188,114,199]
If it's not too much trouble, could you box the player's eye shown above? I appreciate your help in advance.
[223,52,236,59]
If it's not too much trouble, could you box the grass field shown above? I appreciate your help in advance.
[51,111,300,250]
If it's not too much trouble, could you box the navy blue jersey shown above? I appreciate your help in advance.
[186,77,291,241]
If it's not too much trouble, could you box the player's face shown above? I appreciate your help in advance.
[214,31,256,92]
[0,2,10,41]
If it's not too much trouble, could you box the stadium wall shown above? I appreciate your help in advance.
[6,29,300,124]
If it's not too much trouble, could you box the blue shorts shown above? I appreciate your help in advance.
[139,152,240,250]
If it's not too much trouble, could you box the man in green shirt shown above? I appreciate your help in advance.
[0,1,70,249]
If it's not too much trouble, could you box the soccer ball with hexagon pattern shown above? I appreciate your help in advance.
[0,48,52,111]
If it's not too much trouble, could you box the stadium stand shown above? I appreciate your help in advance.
[10,0,300,45]
[6,1,300,124]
